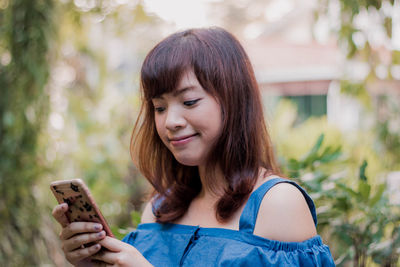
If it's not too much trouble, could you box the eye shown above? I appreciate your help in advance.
[154,107,166,113]
[183,99,201,107]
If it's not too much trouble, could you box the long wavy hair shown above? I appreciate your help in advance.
[131,27,281,223]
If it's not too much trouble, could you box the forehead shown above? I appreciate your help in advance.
[152,70,201,99]
[177,70,199,88]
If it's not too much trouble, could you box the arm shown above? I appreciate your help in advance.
[253,183,317,242]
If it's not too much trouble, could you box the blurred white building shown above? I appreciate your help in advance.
[242,0,400,132]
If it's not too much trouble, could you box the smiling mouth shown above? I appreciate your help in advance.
[168,133,199,145]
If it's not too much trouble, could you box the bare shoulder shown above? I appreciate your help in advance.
[141,201,156,223]
[253,182,317,242]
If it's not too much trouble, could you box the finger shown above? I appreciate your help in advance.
[66,243,102,264]
[61,222,103,240]
[91,249,117,265]
[52,203,70,228]
[63,231,106,252]
[89,259,110,267]
[98,236,125,252]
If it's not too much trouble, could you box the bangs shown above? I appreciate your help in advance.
[140,32,197,100]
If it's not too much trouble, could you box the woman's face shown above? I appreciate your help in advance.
[152,70,223,166]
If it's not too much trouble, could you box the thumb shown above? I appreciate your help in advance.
[52,203,70,228]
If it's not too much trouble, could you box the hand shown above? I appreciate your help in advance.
[91,237,153,267]
[52,203,105,266]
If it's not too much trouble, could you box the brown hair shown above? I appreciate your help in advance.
[131,27,281,223]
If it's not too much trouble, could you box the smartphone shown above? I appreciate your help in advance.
[50,179,114,237]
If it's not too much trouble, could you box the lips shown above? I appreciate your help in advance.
[168,133,199,146]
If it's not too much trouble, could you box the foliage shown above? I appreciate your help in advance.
[283,133,400,266]
[310,4,400,264]
[270,98,400,266]
[1,0,158,265]
[316,0,400,169]
[375,94,400,170]
[35,4,162,266]
[40,0,159,231]
[0,0,56,265]
[317,0,395,63]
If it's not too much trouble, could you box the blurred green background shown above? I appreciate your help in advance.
[1,0,399,266]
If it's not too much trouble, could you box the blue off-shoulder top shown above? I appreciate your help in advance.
[122,178,335,266]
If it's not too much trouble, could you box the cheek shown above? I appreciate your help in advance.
[198,105,223,139]
[154,118,165,140]
[212,116,223,140]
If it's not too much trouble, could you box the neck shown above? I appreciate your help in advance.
[197,165,227,201]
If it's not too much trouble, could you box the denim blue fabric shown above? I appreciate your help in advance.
[122,178,335,266]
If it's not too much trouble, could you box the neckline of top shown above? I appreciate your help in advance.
[135,222,324,251]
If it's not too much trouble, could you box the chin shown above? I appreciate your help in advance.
[174,156,203,167]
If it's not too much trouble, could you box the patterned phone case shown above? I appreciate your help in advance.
[50,179,114,237]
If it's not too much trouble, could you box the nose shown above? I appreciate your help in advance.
[165,106,186,131]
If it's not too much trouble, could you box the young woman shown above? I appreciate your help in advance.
[52,27,335,266]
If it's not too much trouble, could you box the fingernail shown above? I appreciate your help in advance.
[94,224,102,230]
[97,231,104,237]
[95,244,101,249]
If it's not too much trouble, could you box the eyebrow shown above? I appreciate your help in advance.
[153,86,196,99]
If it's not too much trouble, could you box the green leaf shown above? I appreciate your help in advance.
[320,146,342,163]
[288,158,300,170]
[358,180,371,201]
[359,159,368,181]
[369,184,385,206]
[336,182,359,199]
[300,134,325,168]
[335,196,351,212]
[310,133,324,155]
